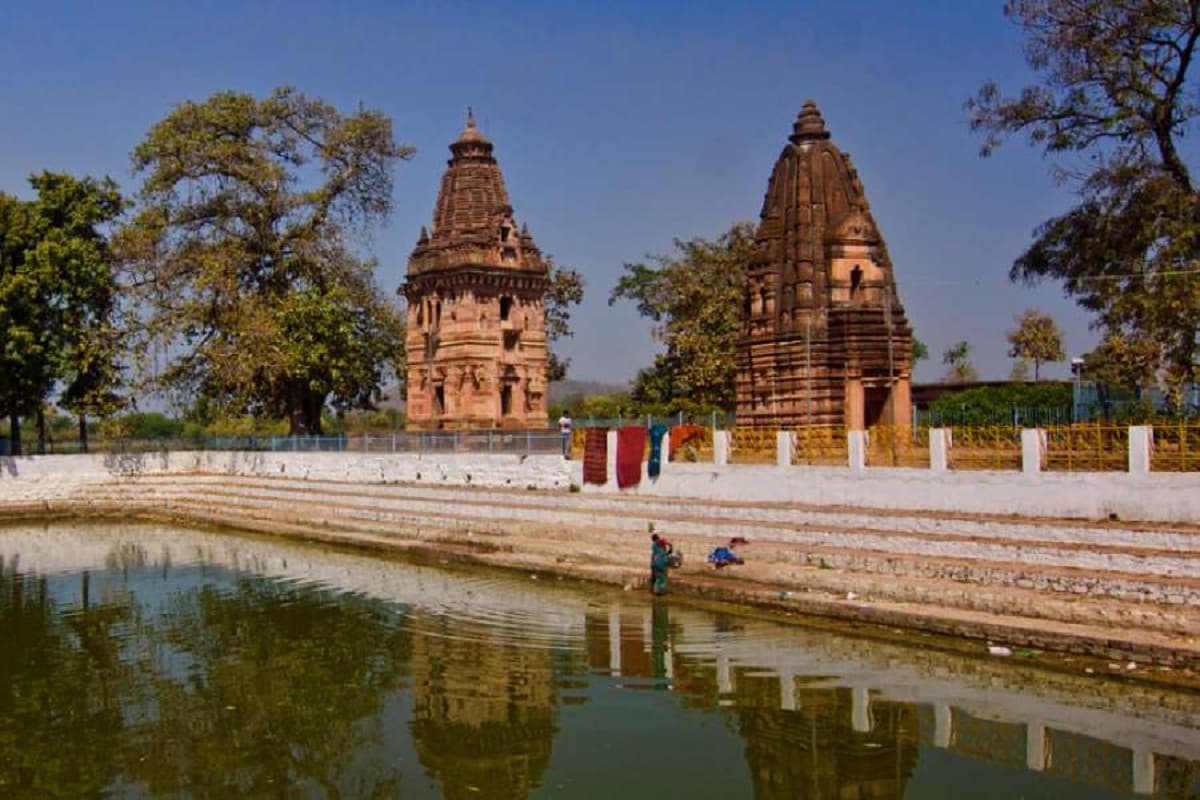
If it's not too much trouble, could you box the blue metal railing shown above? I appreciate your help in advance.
[3,430,566,457]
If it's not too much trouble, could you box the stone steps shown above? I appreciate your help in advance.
[67,475,1200,643]
[101,476,1200,585]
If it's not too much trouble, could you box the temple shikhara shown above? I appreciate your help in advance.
[402,112,551,429]
[735,100,914,430]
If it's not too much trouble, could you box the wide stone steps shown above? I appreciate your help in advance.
[102,475,1200,582]
[65,475,1200,644]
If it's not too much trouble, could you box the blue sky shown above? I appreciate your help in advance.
[0,0,1091,385]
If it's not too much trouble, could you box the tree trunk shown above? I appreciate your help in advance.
[288,382,305,437]
[8,410,21,456]
[36,407,46,455]
[78,414,89,454]
[305,390,324,436]
[286,383,327,436]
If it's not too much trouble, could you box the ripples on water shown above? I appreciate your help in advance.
[0,521,1197,799]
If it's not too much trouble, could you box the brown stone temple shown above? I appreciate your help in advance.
[735,100,913,430]
[402,112,551,429]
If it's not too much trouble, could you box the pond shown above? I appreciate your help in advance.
[1,521,1197,799]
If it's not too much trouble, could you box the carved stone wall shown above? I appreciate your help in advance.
[736,101,913,430]
[402,113,550,429]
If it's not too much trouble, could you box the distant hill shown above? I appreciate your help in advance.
[549,379,629,404]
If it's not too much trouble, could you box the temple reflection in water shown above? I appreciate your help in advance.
[0,524,1197,798]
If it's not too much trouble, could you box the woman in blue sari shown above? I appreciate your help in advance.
[650,532,673,595]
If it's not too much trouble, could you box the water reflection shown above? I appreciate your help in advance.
[0,522,1197,799]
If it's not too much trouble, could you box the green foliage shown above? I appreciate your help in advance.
[118,86,413,435]
[912,338,930,363]
[968,0,1200,390]
[1082,333,1162,390]
[941,341,979,383]
[1005,308,1065,380]
[125,412,184,438]
[544,258,585,382]
[575,393,635,420]
[331,407,405,434]
[609,222,755,411]
[0,172,126,453]
[929,382,1073,425]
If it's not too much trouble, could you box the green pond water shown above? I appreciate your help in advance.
[1,522,1198,799]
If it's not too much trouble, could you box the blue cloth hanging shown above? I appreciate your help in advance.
[647,424,668,478]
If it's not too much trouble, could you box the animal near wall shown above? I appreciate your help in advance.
[402,112,551,430]
[735,101,914,430]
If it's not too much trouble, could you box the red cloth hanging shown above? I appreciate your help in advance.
[616,426,647,489]
[582,428,608,485]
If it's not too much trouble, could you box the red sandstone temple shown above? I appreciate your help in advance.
[735,101,913,430]
[402,112,551,429]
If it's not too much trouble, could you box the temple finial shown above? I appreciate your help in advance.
[790,99,831,143]
[455,107,487,145]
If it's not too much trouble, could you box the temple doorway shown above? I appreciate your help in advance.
[864,386,891,428]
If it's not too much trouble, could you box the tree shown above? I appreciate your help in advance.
[544,259,584,383]
[1082,332,1163,389]
[0,172,125,454]
[968,0,1200,392]
[609,223,755,411]
[1005,308,1065,380]
[913,337,930,364]
[118,87,413,435]
[942,341,980,383]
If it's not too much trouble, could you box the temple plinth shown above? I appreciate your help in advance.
[402,112,551,429]
[735,100,913,430]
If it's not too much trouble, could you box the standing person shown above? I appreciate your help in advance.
[650,528,673,596]
[558,411,573,458]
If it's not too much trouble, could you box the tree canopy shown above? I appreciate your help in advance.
[609,223,755,413]
[0,172,125,453]
[118,86,413,435]
[544,258,585,383]
[1006,308,1065,379]
[968,0,1200,392]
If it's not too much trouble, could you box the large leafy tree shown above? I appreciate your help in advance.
[968,0,1200,393]
[609,223,755,411]
[1006,308,1066,379]
[118,87,413,435]
[0,172,125,454]
[544,258,584,383]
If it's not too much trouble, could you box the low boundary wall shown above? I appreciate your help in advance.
[1,445,1197,523]
[0,450,574,496]
[606,461,1200,523]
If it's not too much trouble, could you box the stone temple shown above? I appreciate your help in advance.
[402,112,551,430]
[735,101,913,430]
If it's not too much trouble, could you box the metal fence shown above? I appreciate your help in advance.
[1151,419,1200,472]
[1,430,566,457]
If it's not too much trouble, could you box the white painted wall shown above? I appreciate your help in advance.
[608,461,1200,523]
[0,450,573,498]
[2,450,1198,523]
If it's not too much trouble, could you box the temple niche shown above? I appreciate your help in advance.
[735,100,914,431]
[402,111,551,430]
